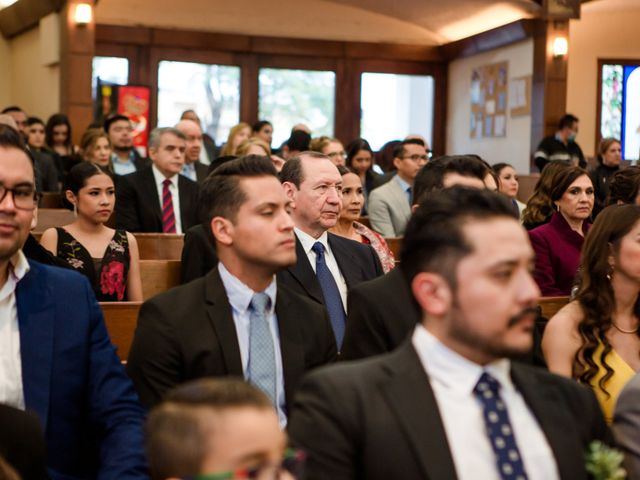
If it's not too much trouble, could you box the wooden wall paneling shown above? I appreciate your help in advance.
[240,54,259,124]
[334,57,360,145]
[431,63,448,157]
[346,42,442,62]
[95,24,152,46]
[250,36,344,58]
[152,28,251,51]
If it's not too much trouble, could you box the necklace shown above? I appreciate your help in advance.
[612,322,639,334]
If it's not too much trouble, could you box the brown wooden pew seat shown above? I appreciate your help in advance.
[538,296,569,320]
[135,233,184,260]
[33,208,75,233]
[385,237,402,261]
[140,259,181,300]
[101,301,142,362]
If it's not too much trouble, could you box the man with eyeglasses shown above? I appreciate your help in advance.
[146,378,304,480]
[368,138,428,237]
[0,125,147,479]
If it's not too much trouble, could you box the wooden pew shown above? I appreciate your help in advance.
[135,233,184,260]
[101,301,141,362]
[39,192,63,208]
[385,237,402,261]
[538,296,569,319]
[516,174,540,204]
[34,208,75,232]
[140,259,181,300]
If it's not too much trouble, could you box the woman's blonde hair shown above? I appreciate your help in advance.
[309,136,339,153]
[79,128,113,172]
[220,122,251,157]
[236,137,271,157]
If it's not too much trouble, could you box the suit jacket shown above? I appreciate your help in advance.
[341,266,419,360]
[367,176,411,237]
[288,340,611,480]
[194,161,209,183]
[127,267,337,409]
[115,166,199,233]
[0,404,47,480]
[613,372,640,479]
[16,260,147,479]
[276,233,383,308]
[181,223,219,283]
[32,150,59,193]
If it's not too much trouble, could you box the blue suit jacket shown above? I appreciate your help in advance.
[15,260,148,479]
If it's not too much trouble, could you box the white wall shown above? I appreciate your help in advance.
[446,39,533,173]
[567,0,640,157]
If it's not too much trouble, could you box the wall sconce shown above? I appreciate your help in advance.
[74,3,93,26]
[552,37,568,57]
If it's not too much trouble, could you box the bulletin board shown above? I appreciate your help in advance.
[470,62,508,139]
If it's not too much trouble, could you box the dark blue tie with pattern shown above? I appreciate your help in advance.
[473,371,529,480]
[311,242,346,348]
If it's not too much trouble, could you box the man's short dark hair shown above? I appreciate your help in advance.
[392,138,425,159]
[558,114,578,130]
[401,187,517,290]
[279,151,327,188]
[1,106,23,115]
[252,120,272,133]
[0,124,26,150]
[145,378,272,480]
[27,117,44,127]
[104,114,131,133]
[200,155,277,225]
[413,155,487,206]
[286,130,311,151]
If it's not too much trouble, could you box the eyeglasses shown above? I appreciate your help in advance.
[0,184,39,210]
[185,449,306,480]
[327,151,347,160]
[402,154,429,162]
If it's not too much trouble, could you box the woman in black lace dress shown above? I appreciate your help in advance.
[40,162,143,301]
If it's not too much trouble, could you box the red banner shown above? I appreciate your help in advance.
[117,85,150,156]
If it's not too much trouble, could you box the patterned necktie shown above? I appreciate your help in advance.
[473,372,529,480]
[247,293,277,405]
[161,178,177,233]
[311,242,346,348]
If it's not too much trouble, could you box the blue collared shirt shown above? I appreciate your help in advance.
[111,151,137,176]
[394,174,412,204]
[217,262,287,427]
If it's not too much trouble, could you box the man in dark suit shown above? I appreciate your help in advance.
[176,119,209,183]
[105,114,148,175]
[180,223,218,283]
[341,155,487,360]
[127,156,336,423]
[289,187,611,480]
[279,152,383,349]
[0,126,147,479]
[115,127,199,233]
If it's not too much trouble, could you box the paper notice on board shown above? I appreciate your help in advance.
[509,78,526,109]
[485,100,496,115]
[494,115,506,136]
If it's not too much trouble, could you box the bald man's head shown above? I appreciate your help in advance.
[175,119,203,164]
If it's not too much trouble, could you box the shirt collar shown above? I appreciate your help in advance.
[294,227,329,254]
[152,164,178,187]
[0,250,30,303]
[395,174,411,193]
[412,325,513,395]
[217,262,277,315]
[111,150,136,165]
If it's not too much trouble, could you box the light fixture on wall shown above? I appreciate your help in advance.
[0,0,18,8]
[552,37,568,57]
[74,3,93,26]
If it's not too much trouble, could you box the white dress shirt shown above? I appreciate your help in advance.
[151,165,183,233]
[294,228,348,311]
[412,325,560,480]
[0,250,30,410]
[217,262,286,427]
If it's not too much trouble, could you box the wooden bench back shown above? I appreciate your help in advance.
[39,192,63,209]
[135,233,184,260]
[140,259,181,300]
[385,237,402,260]
[516,174,539,204]
[538,296,569,319]
[101,301,141,362]
[34,208,75,232]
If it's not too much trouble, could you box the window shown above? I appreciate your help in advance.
[600,62,640,160]
[157,60,241,145]
[92,56,129,97]
[259,68,336,147]
[360,73,435,151]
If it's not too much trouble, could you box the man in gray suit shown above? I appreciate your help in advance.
[367,138,427,237]
[613,372,640,479]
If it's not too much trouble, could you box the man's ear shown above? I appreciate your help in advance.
[411,271,452,318]
[281,181,297,202]
[210,216,233,246]
[148,147,157,161]
[393,156,402,170]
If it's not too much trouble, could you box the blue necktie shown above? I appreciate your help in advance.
[247,293,277,405]
[474,372,528,480]
[311,242,346,348]
[407,186,412,204]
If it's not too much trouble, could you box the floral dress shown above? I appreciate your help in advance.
[56,228,130,301]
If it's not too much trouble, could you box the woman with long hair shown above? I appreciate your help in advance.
[493,162,525,217]
[330,166,395,272]
[542,204,640,422]
[345,138,382,214]
[45,113,81,178]
[220,122,251,157]
[40,162,143,301]
[522,160,571,230]
[590,137,622,217]
[528,166,594,296]
[80,128,114,174]
[608,166,640,206]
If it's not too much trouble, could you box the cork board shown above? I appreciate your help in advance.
[470,61,508,139]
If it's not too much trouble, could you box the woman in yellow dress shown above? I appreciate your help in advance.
[542,204,640,422]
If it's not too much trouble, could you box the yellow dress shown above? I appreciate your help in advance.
[589,343,636,423]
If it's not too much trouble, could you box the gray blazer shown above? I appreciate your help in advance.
[367,176,411,238]
[613,372,640,479]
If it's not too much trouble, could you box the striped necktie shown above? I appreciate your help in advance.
[162,178,177,233]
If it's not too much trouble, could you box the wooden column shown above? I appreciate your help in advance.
[530,19,569,171]
[59,0,95,145]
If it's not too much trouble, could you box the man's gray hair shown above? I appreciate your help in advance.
[148,127,186,150]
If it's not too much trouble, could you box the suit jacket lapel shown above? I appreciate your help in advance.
[204,268,244,376]
[381,341,458,480]
[327,233,360,289]
[389,177,411,221]
[15,263,54,432]
[286,237,324,303]
[274,287,304,410]
[511,365,584,478]
[141,168,162,223]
